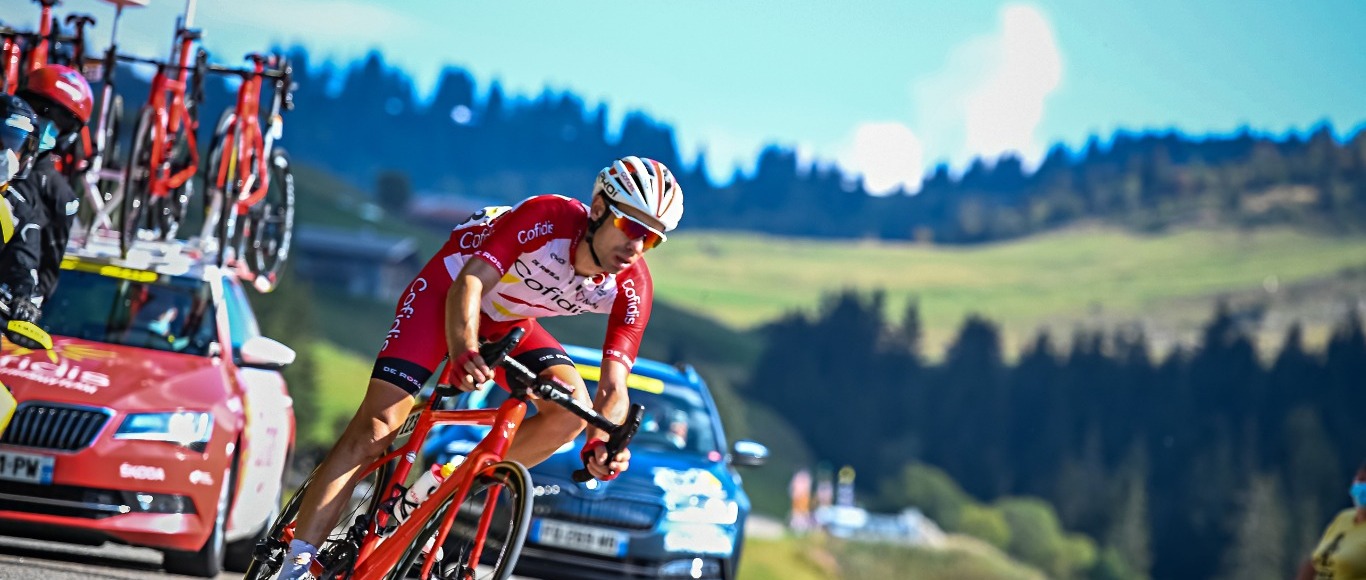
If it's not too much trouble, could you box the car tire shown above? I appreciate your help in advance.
[163,467,230,577]
[224,487,279,572]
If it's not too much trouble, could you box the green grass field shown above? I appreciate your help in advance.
[649,226,1366,357]
[739,533,1044,580]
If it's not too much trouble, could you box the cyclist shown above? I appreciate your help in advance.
[278,156,683,579]
[0,94,46,347]
[12,65,90,304]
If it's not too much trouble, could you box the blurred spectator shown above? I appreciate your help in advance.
[1296,461,1366,580]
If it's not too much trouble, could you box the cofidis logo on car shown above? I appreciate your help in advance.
[0,343,114,394]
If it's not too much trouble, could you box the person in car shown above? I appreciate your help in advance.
[664,408,690,450]
[277,156,684,579]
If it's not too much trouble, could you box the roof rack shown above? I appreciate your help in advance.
[68,229,278,292]
[66,228,217,278]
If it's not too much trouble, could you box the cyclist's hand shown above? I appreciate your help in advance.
[581,439,631,481]
[451,348,491,391]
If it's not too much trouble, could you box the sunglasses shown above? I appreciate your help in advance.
[607,203,666,249]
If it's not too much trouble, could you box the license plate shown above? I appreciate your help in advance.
[532,519,627,557]
[0,449,55,484]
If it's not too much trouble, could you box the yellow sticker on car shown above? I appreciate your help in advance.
[0,381,15,438]
[59,258,159,283]
[573,363,665,394]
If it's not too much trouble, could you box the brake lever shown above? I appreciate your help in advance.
[572,404,644,483]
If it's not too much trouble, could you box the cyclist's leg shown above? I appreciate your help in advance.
[495,320,593,467]
[284,269,450,571]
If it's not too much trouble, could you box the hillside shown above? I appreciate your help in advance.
[648,226,1366,358]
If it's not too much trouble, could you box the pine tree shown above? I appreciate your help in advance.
[1217,474,1290,580]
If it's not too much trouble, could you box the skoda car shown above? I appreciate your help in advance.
[0,238,297,577]
[424,344,768,580]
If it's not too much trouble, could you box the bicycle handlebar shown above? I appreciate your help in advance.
[474,328,645,482]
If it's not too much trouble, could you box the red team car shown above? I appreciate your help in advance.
[0,238,296,577]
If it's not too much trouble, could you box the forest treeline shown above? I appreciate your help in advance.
[106,48,1366,243]
[749,291,1365,580]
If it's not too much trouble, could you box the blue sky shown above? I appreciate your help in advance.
[4,0,1364,191]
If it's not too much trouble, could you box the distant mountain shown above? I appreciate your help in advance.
[106,47,1366,244]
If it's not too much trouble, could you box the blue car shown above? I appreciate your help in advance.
[422,344,768,580]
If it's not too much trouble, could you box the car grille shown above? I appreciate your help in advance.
[0,403,111,452]
[534,495,663,531]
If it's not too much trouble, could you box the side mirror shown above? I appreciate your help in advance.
[238,336,296,370]
[730,440,768,467]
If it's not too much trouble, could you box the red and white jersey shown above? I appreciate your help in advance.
[439,194,653,366]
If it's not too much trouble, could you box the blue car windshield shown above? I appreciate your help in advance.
[42,270,218,356]
[457,378,720,456]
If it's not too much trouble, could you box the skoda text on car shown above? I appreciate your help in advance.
[424,344,769,580]
[0,237,296,577]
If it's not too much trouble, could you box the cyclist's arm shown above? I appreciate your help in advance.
[444,258,500,388]
[593,262,653,439]
[588,358,631,442]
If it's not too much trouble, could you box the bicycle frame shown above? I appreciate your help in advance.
[283,391,531,579]
[0,0,59,93]
[211,55,289,214]
[79,0,143,235]
[134,29,201,199]
[0,25,23,94]
[252,328,642,580]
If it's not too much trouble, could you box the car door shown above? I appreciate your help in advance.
[220,275,294,538]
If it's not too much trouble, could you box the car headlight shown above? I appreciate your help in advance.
[115,412,214,451]
[667,496,738,525]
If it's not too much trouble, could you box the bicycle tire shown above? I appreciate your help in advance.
[242,459,397,580]
[248,148,295,288]
[386,461,533,580]
[118,105,155,258]
[96,92,123,195]
[152,117,198,241]
[201,108,233,262]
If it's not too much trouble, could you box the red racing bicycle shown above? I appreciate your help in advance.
[117,0,206,256]
[201,52,296,290]
[243,328,644,580]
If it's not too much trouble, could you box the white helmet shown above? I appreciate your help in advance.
[593,156,684,231]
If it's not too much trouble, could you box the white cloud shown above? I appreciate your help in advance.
[837,122,925,195]
[914,3,1063,170]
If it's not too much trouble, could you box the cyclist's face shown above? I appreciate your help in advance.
[591,197,665,273]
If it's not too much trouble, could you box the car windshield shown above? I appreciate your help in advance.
[42,270,218,356]
[458,377,720,456]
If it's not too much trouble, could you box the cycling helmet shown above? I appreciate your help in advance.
[1,95,39,185]
[592,156,684,231]
[20,64,94,131]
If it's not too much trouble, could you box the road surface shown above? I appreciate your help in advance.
[0,535,537,580]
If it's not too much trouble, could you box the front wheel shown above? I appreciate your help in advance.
[387,461,533,580]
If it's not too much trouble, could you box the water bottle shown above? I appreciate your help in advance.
[378,456,463,537]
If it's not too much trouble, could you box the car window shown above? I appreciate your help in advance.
[42,270,217,356]
[222,277,261,350]
[455,378,720,456]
